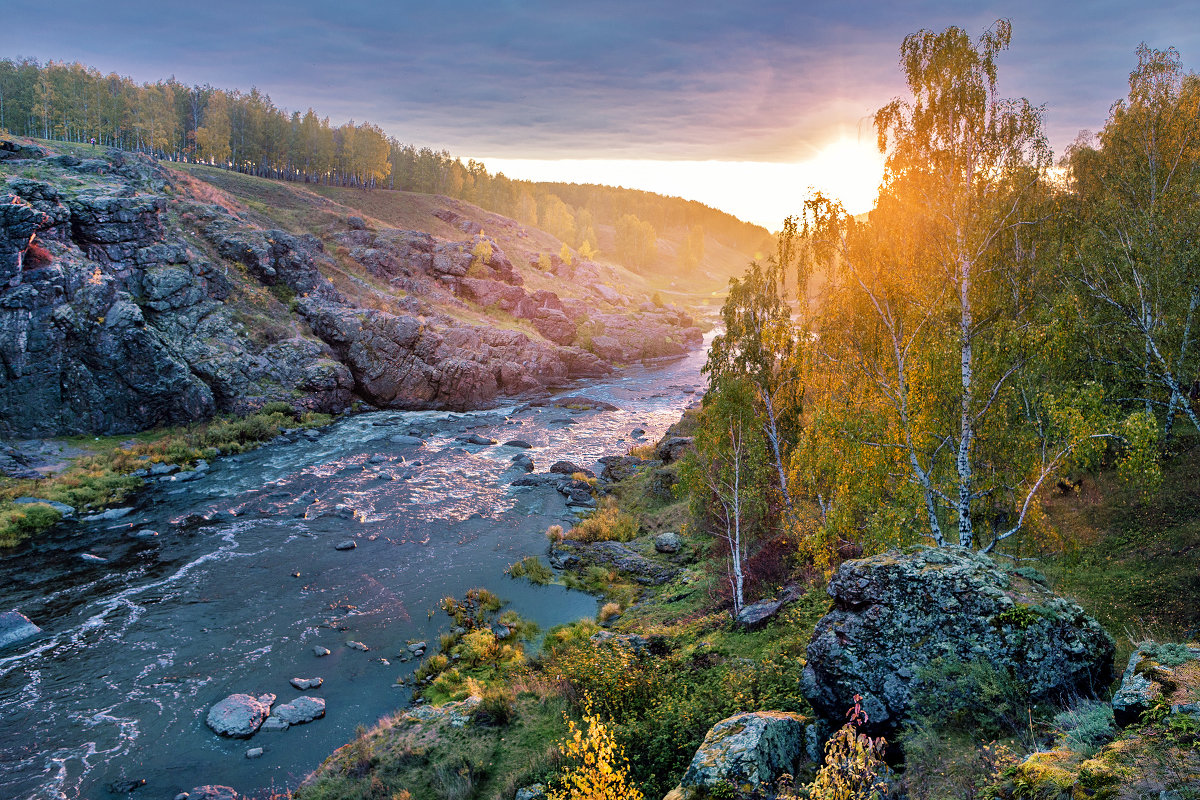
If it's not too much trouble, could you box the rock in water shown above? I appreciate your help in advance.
[205,693,275,738]
[665,711,810,800]
[334,540,356,551]
[188,787,238,800]
[271,695,325,725]
[0,611,42,649]
[312,646,330,657]
[290,677,324,690]
[801,547,1115,734]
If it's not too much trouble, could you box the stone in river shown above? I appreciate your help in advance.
[81,553,108,563]
[408,641,427,653]
[346,641,369,651]
[290,677,324,690]
[0,611,42,649]
[503,439,533,449]
[389,435,424,446]
[245,747,264,758]
[188,787,239,800]
[457,433,497,446]
[334,540,357,551]
[313,646,331,657]
[271,695,325,725]
[205,693,275,738]
[259,716,289,732]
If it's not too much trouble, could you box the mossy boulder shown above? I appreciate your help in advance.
[664,711,810,800]
[1111,641,1200,726]
[801,547,1115,734]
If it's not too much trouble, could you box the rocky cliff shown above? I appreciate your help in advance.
[0,140,705,436]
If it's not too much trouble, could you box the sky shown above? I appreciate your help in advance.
[4,1,1198,229]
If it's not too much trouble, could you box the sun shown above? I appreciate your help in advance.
[804,137,885,215]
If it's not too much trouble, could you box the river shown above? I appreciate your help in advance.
[0,342,708,800]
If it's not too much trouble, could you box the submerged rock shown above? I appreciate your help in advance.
[666,711,811,800]
[187,787,238,800]
[0,611,42,649]
[801,547,1115,734]
[205,693,275,738]
[290,677,324,690]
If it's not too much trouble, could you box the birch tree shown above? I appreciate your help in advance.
[802,21,1104,552]
[680,378,769,616]
[1068,44,1200,442]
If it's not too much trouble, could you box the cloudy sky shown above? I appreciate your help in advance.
[5,1,1198,227]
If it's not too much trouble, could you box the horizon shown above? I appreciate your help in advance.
[4,1,1199,229]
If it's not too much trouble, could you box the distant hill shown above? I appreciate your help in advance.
[0,57,772,290]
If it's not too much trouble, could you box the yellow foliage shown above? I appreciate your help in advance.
[549,704,643,800]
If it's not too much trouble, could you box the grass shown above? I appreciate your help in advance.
[0,406,331,547]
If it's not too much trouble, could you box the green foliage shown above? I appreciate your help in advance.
[508,556,554,584]
[0,504,63,547]
[992,604,1045,631]
[1053,701,1117,757]
[909,656,1035,744]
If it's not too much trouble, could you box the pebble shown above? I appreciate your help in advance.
[290,677,324,690]
[246,747,264,758]
[346,641,369,651]
[334,540,357,551]
[81,553,108,563]
[313,646,330,657]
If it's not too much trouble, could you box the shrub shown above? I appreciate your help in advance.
[910,656,1034,743]
[509,556,554,584]
[567,497,638,543]
[546,524,565,544]
[548,706,643,800]
[475,685,514,727]
[1053,700,1116,757]
[807,695,890,800]
[0,503,63,547]
[598,602,622,623]
[260,400,296,417]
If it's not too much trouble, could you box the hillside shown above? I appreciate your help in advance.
[0,136,730,438]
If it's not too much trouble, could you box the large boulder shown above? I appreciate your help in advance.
[664,711,810,800]
[801,547,1115,735]
[205,693,275,738]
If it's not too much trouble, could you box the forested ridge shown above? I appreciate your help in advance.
[0,57,770,265]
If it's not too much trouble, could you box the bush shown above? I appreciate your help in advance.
[261,400,296,417]
[909,656,1035,743]
[475,685,514,726]
[509,556,554,584]
[0,503,63,547]
[1053,700,1116,757]
[567,497,638,543]
[548,707,643,800]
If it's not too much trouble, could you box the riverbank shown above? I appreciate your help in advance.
[0,403,334,547]
[295,410,1200,800]
[0,342,709,800]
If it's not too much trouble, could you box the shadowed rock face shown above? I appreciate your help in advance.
[801,547,1115,735]
[0,142,705,436]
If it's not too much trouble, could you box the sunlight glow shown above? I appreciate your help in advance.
[479,138,884,232]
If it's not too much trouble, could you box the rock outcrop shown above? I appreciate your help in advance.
[0,142,708,435]
[664,711,811,800]
[801,547,1115,735]
[1111,641,1200,726]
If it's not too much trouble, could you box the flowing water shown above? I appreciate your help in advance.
[0,342,708,799]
